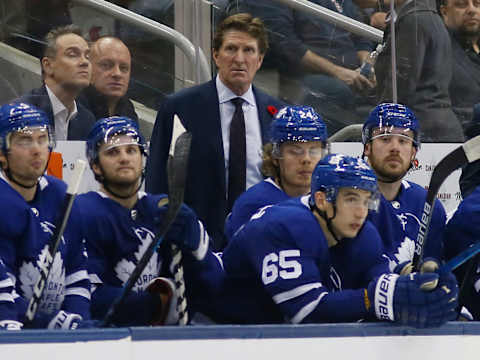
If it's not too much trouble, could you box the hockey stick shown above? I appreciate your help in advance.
[102,116,192,327]
[168,115,189,326]
[412,135,480,270]
[25,159,87,322]
[438,242,480,275]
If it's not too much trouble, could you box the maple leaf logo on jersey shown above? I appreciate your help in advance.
[114,227,161,292]
[388,236,415,272]
[19,245,66,316]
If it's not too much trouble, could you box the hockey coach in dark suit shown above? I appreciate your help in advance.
[146,13,285,250]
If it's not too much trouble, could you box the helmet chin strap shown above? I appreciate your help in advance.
[310,201,340,243]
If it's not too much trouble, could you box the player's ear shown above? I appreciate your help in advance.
[364,143,371,157]
[411,145,417,161]
[91,161,102,177]
[314,191,327,211]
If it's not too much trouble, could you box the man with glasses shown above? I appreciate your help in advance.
[0,103,91,329]
[216,154,458,326]
[363,103,446,272]
[225,105,328,239]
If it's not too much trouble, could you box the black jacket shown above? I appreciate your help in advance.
[77,86,138,122]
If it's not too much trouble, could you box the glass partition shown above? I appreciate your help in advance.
[0,0,473,142]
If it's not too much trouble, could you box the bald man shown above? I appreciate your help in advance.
[78,36,138,121]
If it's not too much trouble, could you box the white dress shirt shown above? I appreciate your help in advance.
[216,75,263,191]
[45,85,78,141]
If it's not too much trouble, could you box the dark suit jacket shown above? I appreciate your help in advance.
[18,85,97,140]
[145,79,284,250]
[77,85,139,122]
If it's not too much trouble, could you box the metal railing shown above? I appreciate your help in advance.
[72,0,211,84]
[272,0,384,43]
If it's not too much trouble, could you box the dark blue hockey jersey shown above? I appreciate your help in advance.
[445,185,480,258]
[0,173,90,327]
[0,259,17,327]
[368,180,446,270]
[225,178,290,240]
[77,191,173,325]
[219,196,389,324]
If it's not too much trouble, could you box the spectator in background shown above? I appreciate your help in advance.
[18,25,96,140]
[440,0,480,131]
[225,0,376,134]
[225,105,329,240]
[146,13,284,250]
[78,36,138,122]
[375,0,464,142]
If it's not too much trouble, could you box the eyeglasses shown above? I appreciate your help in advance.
[280,145,326,159]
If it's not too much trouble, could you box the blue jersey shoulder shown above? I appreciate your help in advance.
[226,178,290,240]
[445,185,480,258]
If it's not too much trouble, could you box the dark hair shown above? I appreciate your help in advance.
[43,24,84,58]
[213,13,268,54]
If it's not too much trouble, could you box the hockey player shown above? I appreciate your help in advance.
[0,102,91,329]
[444,188,480,319]
[225,105,328,239]
[78,116,209,326]
[219,154,458,326]
[363,103,446,272]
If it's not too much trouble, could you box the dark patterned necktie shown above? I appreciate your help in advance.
[227,97,246,212]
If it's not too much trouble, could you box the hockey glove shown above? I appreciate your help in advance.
[393,261,414,276]
[418,257,440,290]
[146,277,179,325]
[163,204,209,261]
[47,310,83,330]
[367,272,458,328]
[0,320,23,330]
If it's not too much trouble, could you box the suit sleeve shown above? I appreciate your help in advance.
[145,98,174,195]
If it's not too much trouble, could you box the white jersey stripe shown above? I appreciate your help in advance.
[65,270,89,285]
[65,287,91,300]
[272,283,323,304]
[89,273,103,285]
[0,278,13,289]
[192,220,209,261]
[290,292,328,324]
[0,293,15,302]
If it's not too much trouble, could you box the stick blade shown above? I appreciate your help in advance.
[168,131,192,204]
